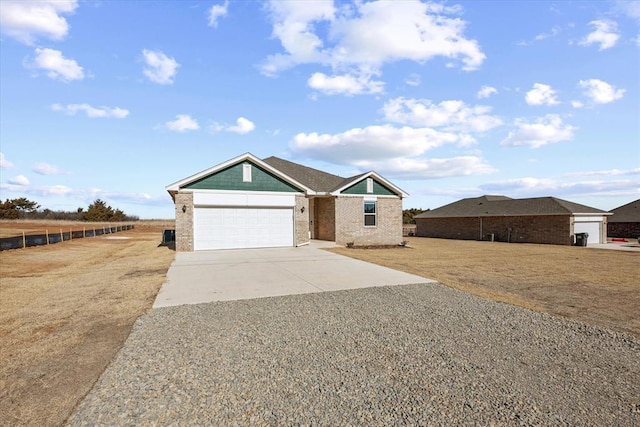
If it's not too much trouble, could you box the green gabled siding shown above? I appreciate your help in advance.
[342,178,397,196]
[183,161,300,192]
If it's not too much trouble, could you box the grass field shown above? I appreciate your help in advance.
[0,221,175,426]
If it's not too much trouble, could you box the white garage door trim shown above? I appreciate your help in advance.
[574,222,602,245]
[194,207,294,250]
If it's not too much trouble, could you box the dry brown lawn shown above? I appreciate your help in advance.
[0,221,175,426]
[331,237,640,338]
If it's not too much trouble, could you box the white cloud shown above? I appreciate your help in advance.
[579,20,620,50]
[33,162,68,176]
[534,26,560,41]
[291,124,472,164]
[382,97,502,133]
[27,48,84,82]
[501,114,577,148]
[479,177,639,198]
[477,85,498,99]
[51,103,129,118]
[227,117,256,134]
[308,72,384,95]
[208,1,229,27]
[31,185,74,196]
[578,79,625,104]
[525,83,559,106]
[8,174,29,186]
[262,0,485,92]
[212,117,256,134]
[0,153,14,169]
[0,0,78,45]
[571,100,584,108]
[353,156,496,179]
[165,114,199,132]
[565,168,640,178]
[405,74,421,87]
[142,49,180,84]
[613,0,640,21]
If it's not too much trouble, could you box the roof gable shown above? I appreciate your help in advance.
[183,160,300,193]
[414,195,608,219]
[166,153,313,198]
[341,176,397,196]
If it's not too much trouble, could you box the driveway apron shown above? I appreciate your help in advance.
[154,241,434,307]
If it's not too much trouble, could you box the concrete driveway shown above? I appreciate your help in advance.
[154,241,434,308]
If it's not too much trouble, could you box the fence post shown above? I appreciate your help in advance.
[60,229,63,242]
[83,227,86,238]
[46,229,49,245]
[22,231,26,249]
[70,228,72,240]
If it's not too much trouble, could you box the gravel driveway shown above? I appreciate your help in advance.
[69,283,639,426]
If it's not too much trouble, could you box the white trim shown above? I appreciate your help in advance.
[573,215,605,222]
[242,164,252,182]
[366,177,373,193]
[193,192,296,208]
[177,188,304,196]
[330,171,409,197]
[339,194,397,199]
[165,152,315,195]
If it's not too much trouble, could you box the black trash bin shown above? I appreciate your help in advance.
[575,232,589,246]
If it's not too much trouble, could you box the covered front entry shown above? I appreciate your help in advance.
[193,207,294,250]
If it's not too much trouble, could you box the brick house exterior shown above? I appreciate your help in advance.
[414,195,610,246]
[607,199,640,239]
[166,153,407,251]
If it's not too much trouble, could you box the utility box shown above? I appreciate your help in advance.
[162,229,175,244]
[575,232,589,247]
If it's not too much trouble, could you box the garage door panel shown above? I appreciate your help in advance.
[194,207,293,250]
[574,222,601,244]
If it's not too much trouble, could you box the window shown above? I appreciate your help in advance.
[366,177,373,193]
[243,164,252,182]
[364,201,376,226]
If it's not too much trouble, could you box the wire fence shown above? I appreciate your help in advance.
[0,224,135,251]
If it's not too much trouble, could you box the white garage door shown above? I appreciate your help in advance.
[574,222,601,245]
[194,207,293,250]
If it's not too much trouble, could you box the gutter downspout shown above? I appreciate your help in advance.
[479,217,483,241]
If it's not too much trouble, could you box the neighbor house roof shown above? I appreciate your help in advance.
[608,199,640,223]
[414,195,609,219]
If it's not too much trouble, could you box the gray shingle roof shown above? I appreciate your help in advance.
[414,195,608,219]
[608,199,640,223]
[262,156,346,193]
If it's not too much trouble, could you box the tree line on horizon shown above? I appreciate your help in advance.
[0,198,139,222]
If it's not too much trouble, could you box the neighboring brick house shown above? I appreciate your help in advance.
[607,199,640,239]
[166,153,407,251]
[414,195,610,246]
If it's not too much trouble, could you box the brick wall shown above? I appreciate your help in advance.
[175,191,194,251]
[314,197,335,241]
[416,215,573,245]
[335,197,403,246]
[295,195,310,246]
[608,222,640,239]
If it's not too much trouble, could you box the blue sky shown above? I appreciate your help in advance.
[1,0,638,219]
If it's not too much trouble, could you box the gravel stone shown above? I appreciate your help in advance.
[68,283,640,426]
